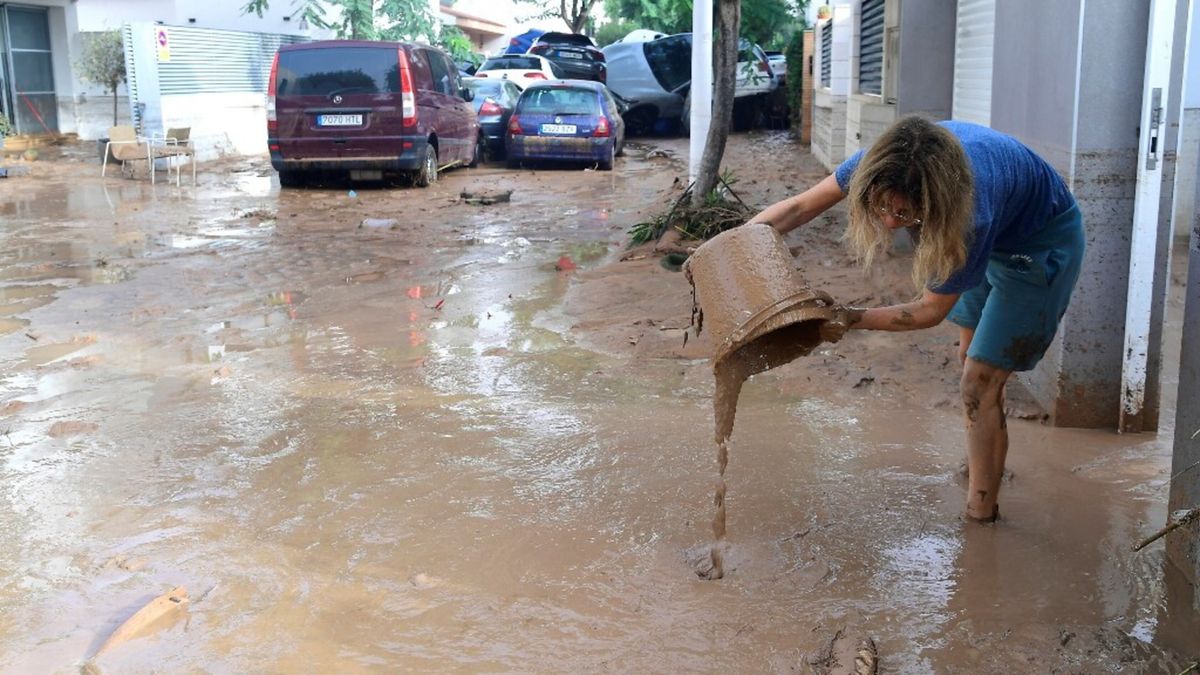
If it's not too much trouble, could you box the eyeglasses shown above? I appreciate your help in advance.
[875,204,922,226]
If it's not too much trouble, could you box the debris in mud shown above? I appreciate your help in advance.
[359,218,398,230]
[92,586,189,659]
[48,420,99,438]
[644,149,673,160]
[627,174,754,254]
[555,256,578,272]
[459,189,513,205]
[0,166,31,178]
[238,208,275,220]
[808,629,879,675]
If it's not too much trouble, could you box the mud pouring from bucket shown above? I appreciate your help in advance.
[684,223,845,580]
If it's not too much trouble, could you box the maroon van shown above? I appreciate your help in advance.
[267,40,482,188]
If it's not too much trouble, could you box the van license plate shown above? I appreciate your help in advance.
[558,51,584,59]
[318,114,363,126]
[540,124,577,135]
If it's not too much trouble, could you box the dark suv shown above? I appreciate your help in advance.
[528,32,606,83]
[268,40,482,188]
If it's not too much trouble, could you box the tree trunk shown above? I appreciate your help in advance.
[691,0,741,206]
[112,90,118,128]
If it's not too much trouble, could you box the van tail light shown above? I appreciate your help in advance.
[591,49,605,63]
[266,53,279,133]
[593,116,610,137]
[524,72,546,80]
[479,100,503,117]
[530,44,549,54]
[475,72,488,77]
[757,60,770,73]
[508,115,523,135]
[398,48,417,128]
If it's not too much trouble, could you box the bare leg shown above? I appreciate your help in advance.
[961,357,1011,521]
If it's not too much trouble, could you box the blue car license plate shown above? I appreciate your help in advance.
[318,114,363,126]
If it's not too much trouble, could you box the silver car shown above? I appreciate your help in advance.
[603,33,777,136]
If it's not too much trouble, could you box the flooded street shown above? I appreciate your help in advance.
[1,134,1196,672]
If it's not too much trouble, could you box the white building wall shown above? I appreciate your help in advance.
[1173,10,1200,240]
[76,0,326,36]
[811,3,853,171]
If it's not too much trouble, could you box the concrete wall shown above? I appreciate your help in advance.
[160,93,268,159]
[987,0,1148,428]
[1176,108,1200,242]
[845,98,894,156]
[1174,13,1200,241]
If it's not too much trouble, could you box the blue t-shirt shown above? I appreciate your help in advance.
[834,121,1075,295]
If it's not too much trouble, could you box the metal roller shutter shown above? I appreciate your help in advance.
[858,0,884,95]
[820,21,832,88]
[952,0,995,126]
[155,26,308,96]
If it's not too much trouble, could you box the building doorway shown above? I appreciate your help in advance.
[0,4,58,134]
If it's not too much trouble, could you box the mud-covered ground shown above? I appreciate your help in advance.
[0,134,1196,673]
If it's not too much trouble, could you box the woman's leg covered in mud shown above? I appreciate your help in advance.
[960,357,1011,521]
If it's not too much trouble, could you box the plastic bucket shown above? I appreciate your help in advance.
[685,223,836,378]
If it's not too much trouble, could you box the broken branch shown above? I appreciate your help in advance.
[1132,506,1200,552]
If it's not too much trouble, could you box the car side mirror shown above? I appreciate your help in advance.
[461,88,474,102]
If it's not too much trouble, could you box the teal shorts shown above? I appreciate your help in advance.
[946,205,1085,372]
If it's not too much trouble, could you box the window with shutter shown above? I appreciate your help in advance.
[820,22,832,88]
[858,0,884,95]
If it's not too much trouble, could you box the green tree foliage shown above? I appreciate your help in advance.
[602,0,692,35]
[601,0,805,48]
[242,0,473,60]
[75,30,128,127]
[784,27,805,129]
[593,19,638,47]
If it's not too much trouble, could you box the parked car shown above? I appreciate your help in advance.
[505,79,625,170]
[474,54,562,83]
[602,33,778,136]
[463,77,522,160]
[268,40,482,188]
[765,50,787,85]
[528,32,607,83]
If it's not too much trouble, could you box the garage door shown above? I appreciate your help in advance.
[952,0,995,126]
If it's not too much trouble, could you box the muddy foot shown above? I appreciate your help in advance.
[964,504,1000,524]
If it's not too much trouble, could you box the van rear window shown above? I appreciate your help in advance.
[277,48,400,96]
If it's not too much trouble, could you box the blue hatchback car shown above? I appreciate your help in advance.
[506,80,625,170]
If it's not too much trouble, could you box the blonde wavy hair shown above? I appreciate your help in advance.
[844,116,974,290]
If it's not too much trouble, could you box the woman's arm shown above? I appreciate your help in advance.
[851,288,960,332]
[748,174,846,235]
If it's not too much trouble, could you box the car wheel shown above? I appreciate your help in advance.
[414,143,438,187]
[278,171,305,189]
[506,156,520,169]
[615,138,625,158]
[598,145,614,171]
[469,134,486,167]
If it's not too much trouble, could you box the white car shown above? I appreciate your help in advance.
[473,54,562,84]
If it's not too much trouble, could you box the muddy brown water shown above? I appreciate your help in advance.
[0,136,1196,672]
